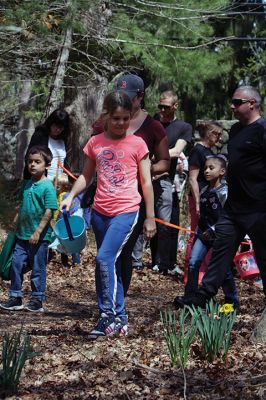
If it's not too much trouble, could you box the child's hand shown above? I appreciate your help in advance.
[196,203,200,217]
[143,217,156,240]
[29,231,40,244]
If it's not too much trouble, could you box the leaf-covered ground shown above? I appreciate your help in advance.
[0,228,265,400]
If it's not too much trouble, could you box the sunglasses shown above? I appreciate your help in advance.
[210,130,222,137]
[231,98,252,106]
[158,104,172,110]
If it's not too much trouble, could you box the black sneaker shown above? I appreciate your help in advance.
[183,292,209,308]
[0,297,24,311]
[24,298,44,313]
[88,313,116,340]
[173,295,185,309]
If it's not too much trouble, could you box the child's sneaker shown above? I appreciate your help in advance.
[254,279,263,289]
[88,313,116,340]
[168,264,184,276]
[0,297,24,311]
[24,298,44,313]
[115,317,128,336]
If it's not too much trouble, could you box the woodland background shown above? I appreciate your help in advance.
[0,2,266,399]
[0,0,266,180]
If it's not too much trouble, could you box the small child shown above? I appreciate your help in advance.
[174,155,239,311]
[50,173,85,267]
[60,91,156,339]
[0,145,58,312]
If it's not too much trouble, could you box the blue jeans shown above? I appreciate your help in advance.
[91,209,138,319]
[185,233,238,304]
[10,239,48,301]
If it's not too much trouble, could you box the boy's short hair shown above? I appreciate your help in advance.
[206,154,227,169]
[26,145,53,166]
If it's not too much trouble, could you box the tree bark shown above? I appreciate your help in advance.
[15,80,35,180]
[44,1,73,116]
[65,75,108,173]
[250,308,266,343]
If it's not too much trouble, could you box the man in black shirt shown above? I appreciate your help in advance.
[151,90,192,274]
[185,86,266,307]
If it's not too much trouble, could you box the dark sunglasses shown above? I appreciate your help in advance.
[231,98,252,106]
[158,104,172,110]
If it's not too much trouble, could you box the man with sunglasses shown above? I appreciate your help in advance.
[184,85,266,309]
[152,90,192,275]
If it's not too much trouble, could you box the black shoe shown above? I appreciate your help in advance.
[133,264,144,271]
[24,298,44,313]
[0,297,24,311]
[183,292,209,308]
[173,296,185,309]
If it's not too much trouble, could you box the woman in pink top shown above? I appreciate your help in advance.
[60,91,156,339]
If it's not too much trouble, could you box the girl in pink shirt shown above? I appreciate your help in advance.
[60,91,156,339]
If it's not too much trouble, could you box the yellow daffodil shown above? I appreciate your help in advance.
[219,303,234,314]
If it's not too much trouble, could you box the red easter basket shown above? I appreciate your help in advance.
[233,249,260,280]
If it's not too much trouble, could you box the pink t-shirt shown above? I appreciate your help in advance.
[83,133,149,216]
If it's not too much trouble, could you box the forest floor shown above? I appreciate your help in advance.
[0,181,265,400]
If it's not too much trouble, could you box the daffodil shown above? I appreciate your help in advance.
[219,303,234,314]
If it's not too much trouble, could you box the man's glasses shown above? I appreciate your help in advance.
[158,104,172,110]
[231,98,252,107]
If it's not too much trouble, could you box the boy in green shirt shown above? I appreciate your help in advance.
[0,145,58,312]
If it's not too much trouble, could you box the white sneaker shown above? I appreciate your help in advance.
[152,265,160,273]
[168,265,184,276]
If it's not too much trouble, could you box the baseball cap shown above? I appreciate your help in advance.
[116,74,144,100]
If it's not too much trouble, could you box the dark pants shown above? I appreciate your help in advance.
[199,209,266,299]
[170,192,180,266]
[121,199,146,295]
[185,232,238,304]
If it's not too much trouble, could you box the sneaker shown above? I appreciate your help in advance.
[115,317,128,336]
[152,265,168,275]
[88,313,116,340]
[173,295,185,309]
[0,297,24,311]
[254,279,263,289]
[24,298,44,313]
[152,265,160,273]
[168,265,184,276]
[183,292,209,308]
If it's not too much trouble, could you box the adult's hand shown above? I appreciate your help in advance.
[59,195,74,212]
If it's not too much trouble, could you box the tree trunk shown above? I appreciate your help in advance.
[64,75,108,173]
[15,80,35,180]
[44,0,73,116]
[250,308,266,343]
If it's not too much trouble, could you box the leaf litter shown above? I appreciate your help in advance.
[0,229,265,400]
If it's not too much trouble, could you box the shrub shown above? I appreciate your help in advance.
[0,328,36,397]
[189,300,236,362]
[160,308,197,367]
